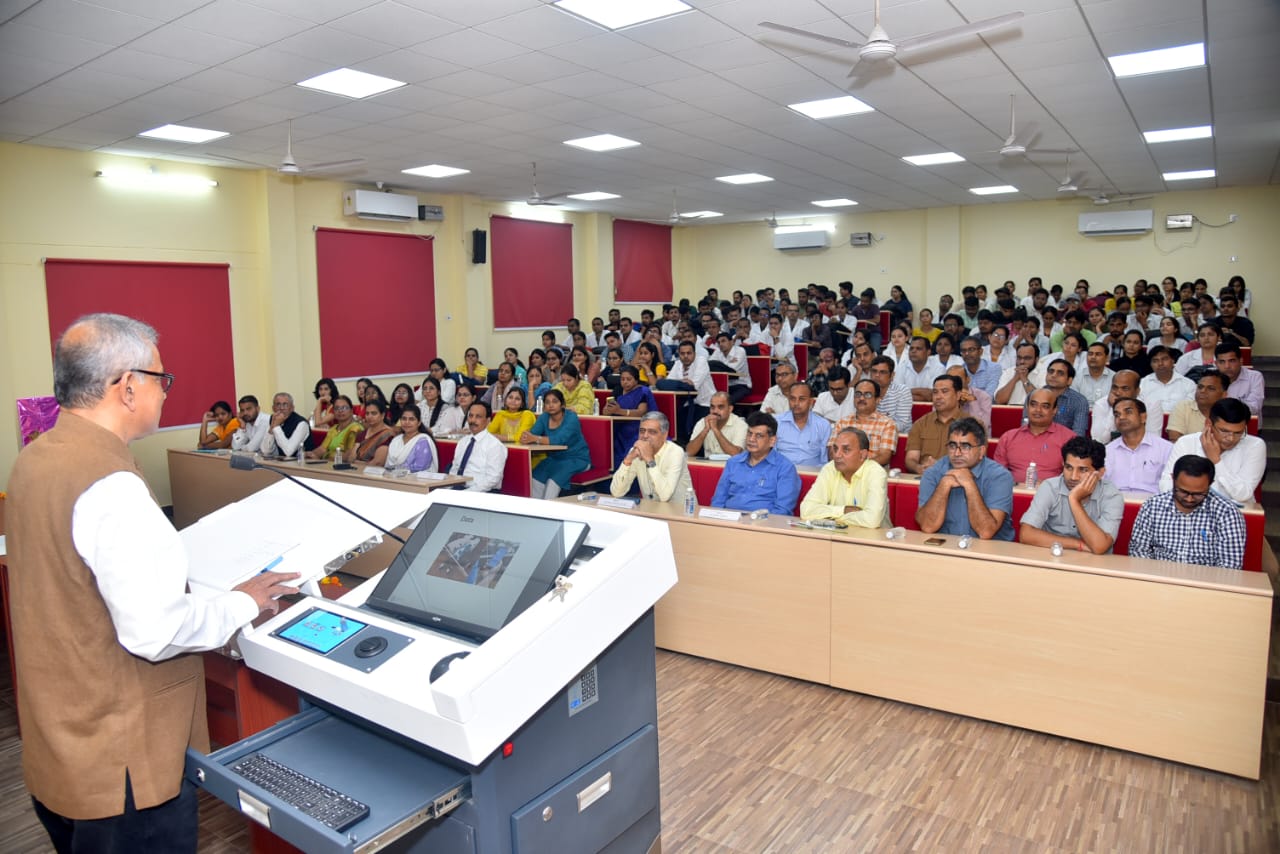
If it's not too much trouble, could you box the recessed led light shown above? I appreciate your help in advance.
[903,152,965,166]
[563,134,641,152]
[1108,43,1204,78]
[969,185,1018,196]
[567,191,620,201]
[679,210,722,219]
[812,199,858,207]
[552,0,691,30]
[1143,125,1213,144]
[1163,169,1215,181]
[787,96,875,120]
[716,173,773,185]
[401,164,469,178]
[138,124,229,144]
[297,68,406,99]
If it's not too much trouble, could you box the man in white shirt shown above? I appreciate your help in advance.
[898,336,942,401]
[761,362,797,416]
[610,412,693,504]
[687,392,748,458]
[449,401,507,492]
[1138,346,1195,422]
[1072,342,1115,407]
[583,316,608,349]
[661,340,715,444]
[259,392,313,457]
[1091,370,1159,443]
[560,317,582,349]
[783,303,809,341]
[660,304,680,345]
[813,367,856,424]
[1158,398,1264,503]
[230,394,270,453]
[618,316,642,348]
[994,342,1044,406]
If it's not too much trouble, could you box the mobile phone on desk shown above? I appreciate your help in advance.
[923,537,946,546]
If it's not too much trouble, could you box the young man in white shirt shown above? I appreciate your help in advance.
[230,394,271,453]
[1138,345,1195,422]
[1158,398,1264,504]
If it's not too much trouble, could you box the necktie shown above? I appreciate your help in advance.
[456,436,475,475]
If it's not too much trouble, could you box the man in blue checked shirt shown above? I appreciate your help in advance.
[711,412,801,517]
[1128,454,1245,570]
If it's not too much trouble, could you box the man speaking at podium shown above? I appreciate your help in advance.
[6,314,297,853]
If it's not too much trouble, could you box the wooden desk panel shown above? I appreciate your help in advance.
[656,519,831,684]
[830,539,1270,778]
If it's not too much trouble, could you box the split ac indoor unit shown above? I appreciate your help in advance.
[343,189,419,222]
[1077,209,1154,237]
[773,229,830,250]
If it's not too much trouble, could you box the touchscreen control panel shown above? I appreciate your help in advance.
[272,607,413,674]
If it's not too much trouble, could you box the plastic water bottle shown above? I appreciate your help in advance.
[958,534,971,549]
[593,398,600,415]
[296,444,305,465]
[684,486,696,516]
[535,397,544,414]
[1025,461,1038,490]
[885,526,907,540]
[1051,542,1064,557]
[334,448,343,466]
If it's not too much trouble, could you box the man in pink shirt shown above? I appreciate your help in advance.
[993,388,1076,483]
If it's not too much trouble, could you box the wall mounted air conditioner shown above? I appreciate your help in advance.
[773,229,830,250]
[1078,209,1154,236]
[343,189,419,222]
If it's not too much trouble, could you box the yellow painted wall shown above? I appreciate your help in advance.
[2,140,1274,500]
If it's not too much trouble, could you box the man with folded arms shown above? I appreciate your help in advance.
[904,374,963,474]
[1129,455,1244,570]
[1158,398,1264,504]
[1019,437,1124,553]
[802,428,890,528]
[774,382,830,468]
[610,412,692,504]
[916,417,1015,541]
[760,362,796,416]
[230,394,270,453]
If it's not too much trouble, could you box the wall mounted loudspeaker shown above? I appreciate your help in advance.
[472,229,487,264]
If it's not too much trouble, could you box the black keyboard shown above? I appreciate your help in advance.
[233,753,370,833]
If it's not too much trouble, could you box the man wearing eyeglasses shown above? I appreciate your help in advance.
[916,417,1015,541]
[6,314,298,851]
[1157,398,1264,504]
[260,391,315,457]
[831,379,897,467]
[710,412,800,517]
[1129,455,1245,569]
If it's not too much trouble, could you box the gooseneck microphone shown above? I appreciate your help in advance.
[229,454,406,544]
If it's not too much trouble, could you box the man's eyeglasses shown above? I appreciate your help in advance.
[946,441,979,452]
[117,369,175,393]
[1174,486,1210,500]
[853,391,876,399]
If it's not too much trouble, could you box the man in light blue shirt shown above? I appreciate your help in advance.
[958,337,1001,399]
[711,412,801,516]
[774,382,830,467]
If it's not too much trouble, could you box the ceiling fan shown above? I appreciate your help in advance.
[989,95,1073,158]
[1085,191,1154,206]
[760,1,1024,76]
[276,120,365,175]
[524,162,569,206]
[1055,154,1089,194]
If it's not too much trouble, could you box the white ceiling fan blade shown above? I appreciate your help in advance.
[897,11,1024,54]
[759,20,863,50]
[306,157,367,173]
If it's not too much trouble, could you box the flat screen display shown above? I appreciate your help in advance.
[276,608,367,654]
[364,503,589,642]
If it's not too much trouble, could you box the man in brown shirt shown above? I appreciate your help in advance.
[7,314,295,851]
[905,374,963,473]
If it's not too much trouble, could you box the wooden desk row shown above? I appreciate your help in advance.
[585,499,1272,779]
[682,459,1268,572]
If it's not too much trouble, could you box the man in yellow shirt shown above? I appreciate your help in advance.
[800,427,890,528]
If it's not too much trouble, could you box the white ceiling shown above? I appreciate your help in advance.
[2,0,1277,223]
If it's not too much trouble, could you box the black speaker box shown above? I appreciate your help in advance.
[472,229,487,264]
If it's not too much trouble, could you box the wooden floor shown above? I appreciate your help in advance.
[2,647,1279,853]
